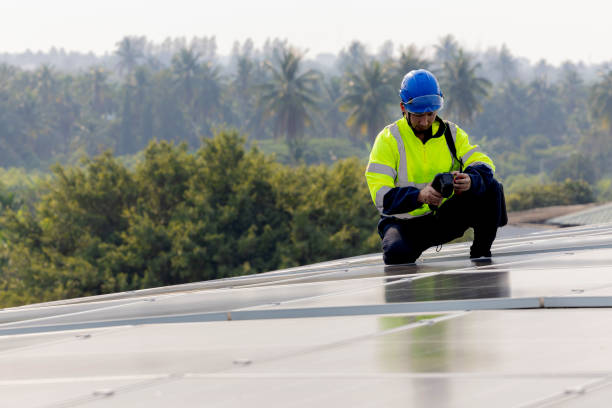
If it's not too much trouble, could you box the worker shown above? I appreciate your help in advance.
[365,69,506,264]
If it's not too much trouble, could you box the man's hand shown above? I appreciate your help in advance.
[452,171,471,193]
[418,185,443,207]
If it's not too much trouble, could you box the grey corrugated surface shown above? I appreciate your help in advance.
[548,202,612,226]
[2,224,612,407]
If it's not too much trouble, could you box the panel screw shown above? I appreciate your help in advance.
[92,389,115,397]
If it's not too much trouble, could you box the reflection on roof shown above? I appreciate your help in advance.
[2,223,612,407]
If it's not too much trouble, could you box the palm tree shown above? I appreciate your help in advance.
[194,62,223,125]
[115,36,146,76]
[233,55,254,93]
[227,50,261,135]
[496,44,517,83]
[440,50,491,123]
[337,41,369,73]
[534,59,553,81]
[558,63,588,135]
[395,44,430,85]
[171,47,201,104]
[260,48,320,159]
[525,77,565,142]
[133,67,154,149]
[592,70,612,134]
[321,76,348,139]
[435,34,459,66]
[377,40,394,62]
[526,77,549,107]
[90,67,110,115]
[36,64,56,104]
[171,48,223,144]
[339,60,395,145]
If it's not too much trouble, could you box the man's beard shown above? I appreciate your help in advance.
[411,123,431,133]
[412,124,429,132]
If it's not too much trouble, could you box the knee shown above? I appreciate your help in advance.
[382,236,419,265]
[467,178,503,209]
[487,178,503,196]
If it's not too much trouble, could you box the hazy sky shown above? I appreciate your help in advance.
[1,0,610,65]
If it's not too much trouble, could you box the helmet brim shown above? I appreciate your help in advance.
[402,94,444,114]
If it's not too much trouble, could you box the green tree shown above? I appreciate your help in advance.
[118,76,136,154]
[506,179,594,211]
[103,141,196,289]
[0,128,383,307]
[592,70,612,134]
[115,36,146,76]
[0,152,138,304]
[171,47,201,104]
[471,79,529,149]
[551,153,597,184]
[170,47,223,145]
[174,129,292,280]
[261,48,321,160]
[440,50,491,123]
[35,64,57,105]
[133,67,154,150]
[435,34,459,65]
[559,63,587,117]
[395,44,430,85]
[89,67,113,115]
[228,39,269,138]
[495,44,518,83]
[41,153,137,252]
[320,76,349,139]
[525,77,565,144]
[340,60,395,144]
[337,41,369,73]
[193,62,223,129]
[274,158,379,265]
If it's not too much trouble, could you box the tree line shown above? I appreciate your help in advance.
[0,130,379,307]
[1,35,612,306]
[1,35,611,174]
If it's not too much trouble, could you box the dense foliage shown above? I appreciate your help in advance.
[1,36,612,306]
[0,130,379,307]
[506,179,595,211]
[1,35,611,176]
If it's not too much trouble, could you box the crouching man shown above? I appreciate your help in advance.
[365,69,506,264]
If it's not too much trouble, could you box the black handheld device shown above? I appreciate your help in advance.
[431,172,454,198]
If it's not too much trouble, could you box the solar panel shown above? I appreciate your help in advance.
[2,223,612,407]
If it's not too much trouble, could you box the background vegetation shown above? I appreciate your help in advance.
[1,35,611,306]
[0,131,378,306]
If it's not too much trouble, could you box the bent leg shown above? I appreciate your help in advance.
[434,178,505,257]
[378,181,506,264]
[381,224,425,265]
[470,178,505,256]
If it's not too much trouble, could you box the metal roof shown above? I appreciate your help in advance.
[2,223,612,407]
[548,201,612,226]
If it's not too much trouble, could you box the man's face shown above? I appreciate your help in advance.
[408,111,437,132]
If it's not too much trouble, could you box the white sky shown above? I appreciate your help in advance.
[1,0,610,65]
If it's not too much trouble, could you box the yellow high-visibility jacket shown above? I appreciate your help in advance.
[365,116,495,220]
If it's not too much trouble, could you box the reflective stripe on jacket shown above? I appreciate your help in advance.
[365,116,495,220]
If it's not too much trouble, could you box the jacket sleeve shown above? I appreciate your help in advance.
[454,125,496,196]
[464,164,495,195]
[381,186,422,215]
[365,129,423,215]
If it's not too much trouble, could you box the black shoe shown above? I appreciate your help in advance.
[470,248,492,259]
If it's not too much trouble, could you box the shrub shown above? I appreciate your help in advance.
[506,179,594,211]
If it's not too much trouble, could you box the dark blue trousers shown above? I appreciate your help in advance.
[380,179,506,264]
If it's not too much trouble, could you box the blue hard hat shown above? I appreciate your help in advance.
[399,69,444,113]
